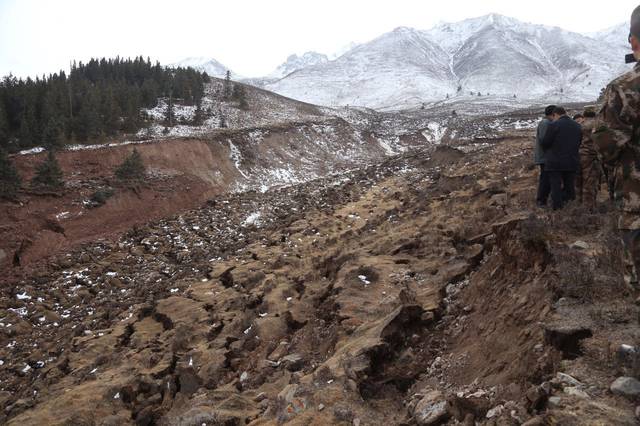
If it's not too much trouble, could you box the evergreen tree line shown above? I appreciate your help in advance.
[0,57,209,152]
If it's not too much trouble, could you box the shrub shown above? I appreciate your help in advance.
[31,150,64,190]
[114,148,146,182]
[88,188,114,208]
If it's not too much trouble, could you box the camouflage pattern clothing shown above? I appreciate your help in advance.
[594,61,640,284]
[576,118,602,210]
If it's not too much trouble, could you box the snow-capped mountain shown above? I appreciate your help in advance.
[263,14,631,109]
[588,22,629,49]
[265,26,457,109]
[170,57,237,79]
[269,52,329,79]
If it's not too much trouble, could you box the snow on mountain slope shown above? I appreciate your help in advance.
[269,51,329,79]
[171,57,238,78]
[588,22,629,49]
[264,14,631,109]
[265,26,457,109]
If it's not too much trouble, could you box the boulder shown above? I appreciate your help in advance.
[610,377,640,398]
[413,390,449,425]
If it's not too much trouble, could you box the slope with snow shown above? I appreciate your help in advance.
[588,22,629,50]
[268,51,329,79]
[170,57,238,79]
[263,14,631,109]
[266,26,457,109]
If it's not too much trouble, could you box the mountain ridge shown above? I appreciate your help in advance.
[174,14,630,109]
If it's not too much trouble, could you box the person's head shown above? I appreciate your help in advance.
[551,106,566,121]
[583,108,596,118]
[631,6,640,60]
[573,113,584,124]
[544,105,556,118]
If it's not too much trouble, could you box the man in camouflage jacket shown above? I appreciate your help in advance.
[577,109,601,211]
[593,5,640,285]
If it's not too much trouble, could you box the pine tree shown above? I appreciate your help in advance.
[42,118,64,150]
[0,148,21,199]
[31,150,64,190]
[224,70,232,99]
[164,93,175,127]
[193,99,205,125]
[457,85,462,93]
[114,148,146,182]
[232,84,248,109]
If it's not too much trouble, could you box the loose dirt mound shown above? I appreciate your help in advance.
[1,132,639,425]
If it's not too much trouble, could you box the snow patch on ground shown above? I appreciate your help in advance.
[228,141,249,179]
[243,212,262,227]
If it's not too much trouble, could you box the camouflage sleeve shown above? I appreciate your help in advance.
[593,83,633,166]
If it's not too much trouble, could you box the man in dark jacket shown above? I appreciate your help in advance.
[535,105,555,206]
[541,106,582,210]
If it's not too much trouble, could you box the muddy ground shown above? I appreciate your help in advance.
[1,130,639,425]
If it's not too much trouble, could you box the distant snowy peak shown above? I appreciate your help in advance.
[269,52,329,79]
[264,13,631,109]
[171,57,238,79]
[588,22,629,49]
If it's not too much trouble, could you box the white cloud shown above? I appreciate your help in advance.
[0,0,635,78]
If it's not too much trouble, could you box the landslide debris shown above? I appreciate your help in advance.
[2,131,639,425]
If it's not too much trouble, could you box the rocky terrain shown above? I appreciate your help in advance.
[2,116,640,425]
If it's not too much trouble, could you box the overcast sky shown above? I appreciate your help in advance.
[0,0,635,78]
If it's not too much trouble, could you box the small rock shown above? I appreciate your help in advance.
[177,368,201,396]
[486,404,504,419]
[353,418,361,426]
[525,385,547,410]
[555,372,583,387]
[489,193,508,207]
[563,386,589,399]
[610,376,640,398]
[318,403,325,411]
[570,240,590,250]
[635,405,640,419]
[614,344,638,370]
[547,396,562,408]
[282,353,304,371]
[413,390,449,425]
[333,406,354,422]
[278,384,299,404]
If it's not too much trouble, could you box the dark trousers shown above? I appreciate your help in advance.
[536,164,551,205]
[548,171,576,210]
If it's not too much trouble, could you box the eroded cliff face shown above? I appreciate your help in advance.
[2,130,638,425]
